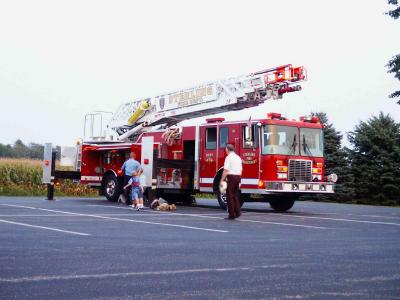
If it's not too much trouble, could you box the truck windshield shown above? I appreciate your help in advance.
[300,128,324,157]
[261,125,299,155]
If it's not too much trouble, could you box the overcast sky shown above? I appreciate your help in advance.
[0,0,399,147]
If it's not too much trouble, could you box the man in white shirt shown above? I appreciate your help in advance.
[220,144,243,220]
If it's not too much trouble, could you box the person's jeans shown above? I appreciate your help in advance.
[226,175,241,219]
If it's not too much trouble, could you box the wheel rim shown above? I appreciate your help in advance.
[106,180,116,197]
[219,192,227,206]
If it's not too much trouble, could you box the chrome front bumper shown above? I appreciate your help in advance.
[265,181,334,193]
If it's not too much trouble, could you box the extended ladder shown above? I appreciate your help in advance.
[99,64,306,141]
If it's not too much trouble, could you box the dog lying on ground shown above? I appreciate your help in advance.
[150,199,176,211]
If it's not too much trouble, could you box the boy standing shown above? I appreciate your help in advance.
[136,168,146,209]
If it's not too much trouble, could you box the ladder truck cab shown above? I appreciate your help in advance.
[46,64,337,212]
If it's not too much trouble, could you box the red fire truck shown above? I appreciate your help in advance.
[43,64,336,211]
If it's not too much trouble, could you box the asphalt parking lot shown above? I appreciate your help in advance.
[0,196,400,299]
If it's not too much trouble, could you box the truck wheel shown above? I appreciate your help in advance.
[217,191,245,210]
[269,197,296,212]
[102,174,121,202]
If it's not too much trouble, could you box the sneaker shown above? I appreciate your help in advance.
[137,206,140,211]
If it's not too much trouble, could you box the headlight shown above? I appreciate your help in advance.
[327,173,338,183]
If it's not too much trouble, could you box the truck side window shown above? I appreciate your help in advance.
[205,127,217,150]
[242,125,258,148]
[219,127,228,148]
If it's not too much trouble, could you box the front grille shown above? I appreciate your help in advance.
[288,160,312,182]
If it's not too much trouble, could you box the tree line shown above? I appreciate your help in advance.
[313,112,400,206]
[0,140,61,160]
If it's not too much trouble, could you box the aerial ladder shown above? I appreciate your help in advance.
[87,64,307,143]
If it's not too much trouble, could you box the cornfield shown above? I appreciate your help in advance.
[0,158,98,197]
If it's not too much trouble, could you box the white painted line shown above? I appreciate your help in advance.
[237,218,327,229]
[0,214,140,217]
[0,264,291,283]
[0,204,228,233]
[346,274,400,283]
[143,210,328,229]
[359,214,400,220]
[87,204,228,216]
[88,204,222,212]
[273,213,400,227]
[87,204,327,229]
[0,219,90,236]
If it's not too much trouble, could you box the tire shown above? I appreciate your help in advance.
[269,196,296,212]
[216,190,245,210]
[102,174,122,202]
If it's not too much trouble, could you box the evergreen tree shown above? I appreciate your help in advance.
[385,0,400,103]
[386,0,400,19]
[347,112,400,204]
[312,112,354,201]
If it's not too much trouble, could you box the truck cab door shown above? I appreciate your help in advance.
[239,123,260,183]
[200,125,218,187]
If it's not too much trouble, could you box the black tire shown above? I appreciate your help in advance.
[269,196,296,212]
[216,190,245,210]
[102,174,122,202]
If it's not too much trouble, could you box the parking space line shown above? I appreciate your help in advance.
[359,214,400,220]
[271,213,400,227]
[88,204,228,216]
[87,204,327,229]
[0,219,90,236]
[0,204,228,233]
[87,204,328,229]
[0,214,140,217]
[143,210,328,229]
[0,263,291,283]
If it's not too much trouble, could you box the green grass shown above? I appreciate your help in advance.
[0,158,98,197]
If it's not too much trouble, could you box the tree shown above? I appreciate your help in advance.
[28,143,44,159]
[0,140,46,159]
[311,112,354,201]
[347,112,400,204]
[13,139,30,158]
[386,0,400,19]
[0,144,13,157]
[386,1,400,103]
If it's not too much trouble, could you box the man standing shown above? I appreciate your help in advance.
[220,144,243,220]
[121,151,141,205]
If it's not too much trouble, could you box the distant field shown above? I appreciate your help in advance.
[0,158,98,197]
